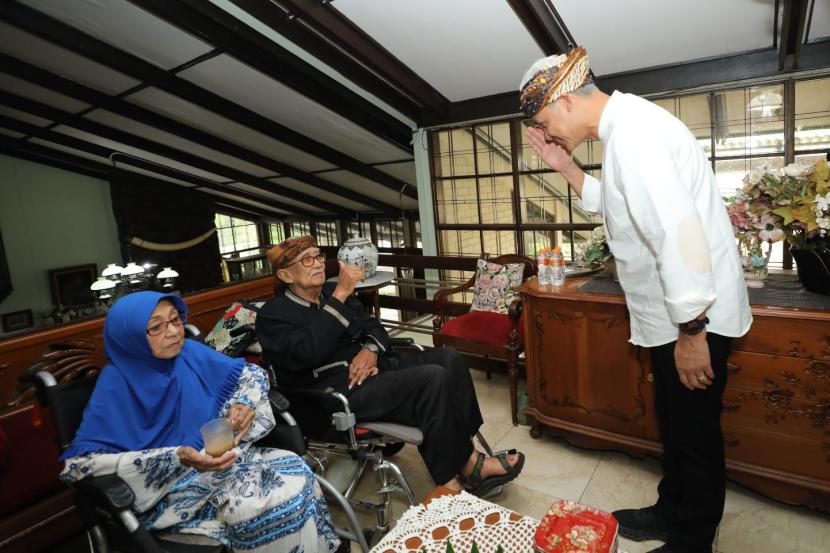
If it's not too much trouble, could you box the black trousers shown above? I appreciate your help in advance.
[346,347,484,485]
[650,333,732,553]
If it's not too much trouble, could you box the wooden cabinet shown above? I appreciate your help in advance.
[520,278,830,512]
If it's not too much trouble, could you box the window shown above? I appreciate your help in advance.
[215,213,259,256]
[376,220,405,248]
[288,222,311,237]
[268,222,285,245]
[430,121,601,261]
[347,220,371,240]
[314,221,339,246]
[428,76,830,270]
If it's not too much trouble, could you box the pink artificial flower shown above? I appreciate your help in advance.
[754,214,784,242]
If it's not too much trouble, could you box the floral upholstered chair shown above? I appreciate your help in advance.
[433,255,537,425]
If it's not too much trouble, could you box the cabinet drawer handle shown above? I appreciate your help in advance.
[647,373,654,383]
[723,434,741,447]
[726,362,740,375]
[722,399,740,412]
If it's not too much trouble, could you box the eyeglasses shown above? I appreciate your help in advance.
[146,312,187,336]
[286,252,326,268]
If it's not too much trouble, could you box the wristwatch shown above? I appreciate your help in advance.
[362,340,380,353]
[679,316,709,336]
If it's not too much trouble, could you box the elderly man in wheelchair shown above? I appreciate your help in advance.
[255,235,526,505]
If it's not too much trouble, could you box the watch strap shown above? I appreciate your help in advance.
[678,316,709,335]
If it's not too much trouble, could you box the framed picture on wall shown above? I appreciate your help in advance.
[2,309,33,333]
[47,263,97,307]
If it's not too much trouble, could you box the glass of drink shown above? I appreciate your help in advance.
[200,418,235,457]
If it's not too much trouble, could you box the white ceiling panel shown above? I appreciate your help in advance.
[303,170,419,210]
[28,137,118,165]
[0,73,90,113]
[177,54,412,163]
[333,0,543,101]
[25,137,208,188]
[809,1,830,42]
[52,125,230,182]
[21,0,214,70]
[202,189,291,215]
[126,87,337,173]
[84,110,278,178]
[0,129,26,139]
[0,105,52,127]
[556,0,775,76]
[374,161,417,187]
[218,182,324,213]
[0,22,141,95]
[266,177,371,212]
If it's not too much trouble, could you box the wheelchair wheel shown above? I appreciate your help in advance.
[379,441,406,458]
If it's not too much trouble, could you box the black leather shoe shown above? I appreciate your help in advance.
[612,505,670,542]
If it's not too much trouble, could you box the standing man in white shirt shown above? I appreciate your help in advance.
[519,48,752,553]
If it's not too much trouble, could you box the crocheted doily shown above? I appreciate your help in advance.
[371,491,539,552]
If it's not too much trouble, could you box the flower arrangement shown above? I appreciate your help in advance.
[726,156,830,248]
[725,156,830,286]
[579,226,612,265]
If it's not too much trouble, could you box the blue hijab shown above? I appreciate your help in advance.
[61,291,244,460]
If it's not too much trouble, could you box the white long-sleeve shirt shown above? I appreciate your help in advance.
[579,91,752,347]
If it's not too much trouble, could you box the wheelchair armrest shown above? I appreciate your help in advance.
[268,389,291,414]
[75,473,135,511]
[75,474,167,553]
[389,337,425,352]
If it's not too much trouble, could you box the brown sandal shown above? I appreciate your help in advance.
[459,449,525,497]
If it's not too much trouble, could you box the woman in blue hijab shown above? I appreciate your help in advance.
[61,291,340,552]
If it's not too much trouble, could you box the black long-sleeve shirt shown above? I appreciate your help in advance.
[255,283,390,392]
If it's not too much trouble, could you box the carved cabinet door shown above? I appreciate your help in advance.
[527,297,660,441]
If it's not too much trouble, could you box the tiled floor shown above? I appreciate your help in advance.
[330,366,830,552]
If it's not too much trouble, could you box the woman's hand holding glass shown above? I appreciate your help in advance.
[228,403,255,445]
[177,446,236,472]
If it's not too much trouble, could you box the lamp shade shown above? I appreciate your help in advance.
[121,262,145,276]
[101,263,124,278]
[89,276,116,291]
[157,267,179,279]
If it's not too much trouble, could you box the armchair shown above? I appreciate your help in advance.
[432,254,537,426]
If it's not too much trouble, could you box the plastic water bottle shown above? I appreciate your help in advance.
[550,246,566,285]
[537,247,551,285]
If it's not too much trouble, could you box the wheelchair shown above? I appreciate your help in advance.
[26,337,370,553]
[264,337,500,544]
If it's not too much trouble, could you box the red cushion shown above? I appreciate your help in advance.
[440,311,523,347]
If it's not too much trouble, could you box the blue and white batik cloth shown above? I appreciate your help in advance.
[62,363,339,552]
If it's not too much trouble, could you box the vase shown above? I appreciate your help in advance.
[739,242,770,289]
[790,247,830,295]
[337,235,379,278]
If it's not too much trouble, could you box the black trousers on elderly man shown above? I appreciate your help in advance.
[347,347,484,485]
[650,332,732,553]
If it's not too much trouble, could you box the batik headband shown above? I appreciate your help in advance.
[267,234,318,270]
[519,47,591,116]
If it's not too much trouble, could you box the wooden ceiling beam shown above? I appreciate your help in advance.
[261,0,449,116]
[0,91,360,216]
[132,0,413,153]
[506,0,573,55]
[0,54,399,214]
[1,142,289,219]
[0,115,317,217]
[228,0,429,121]
[0,0,418,199]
